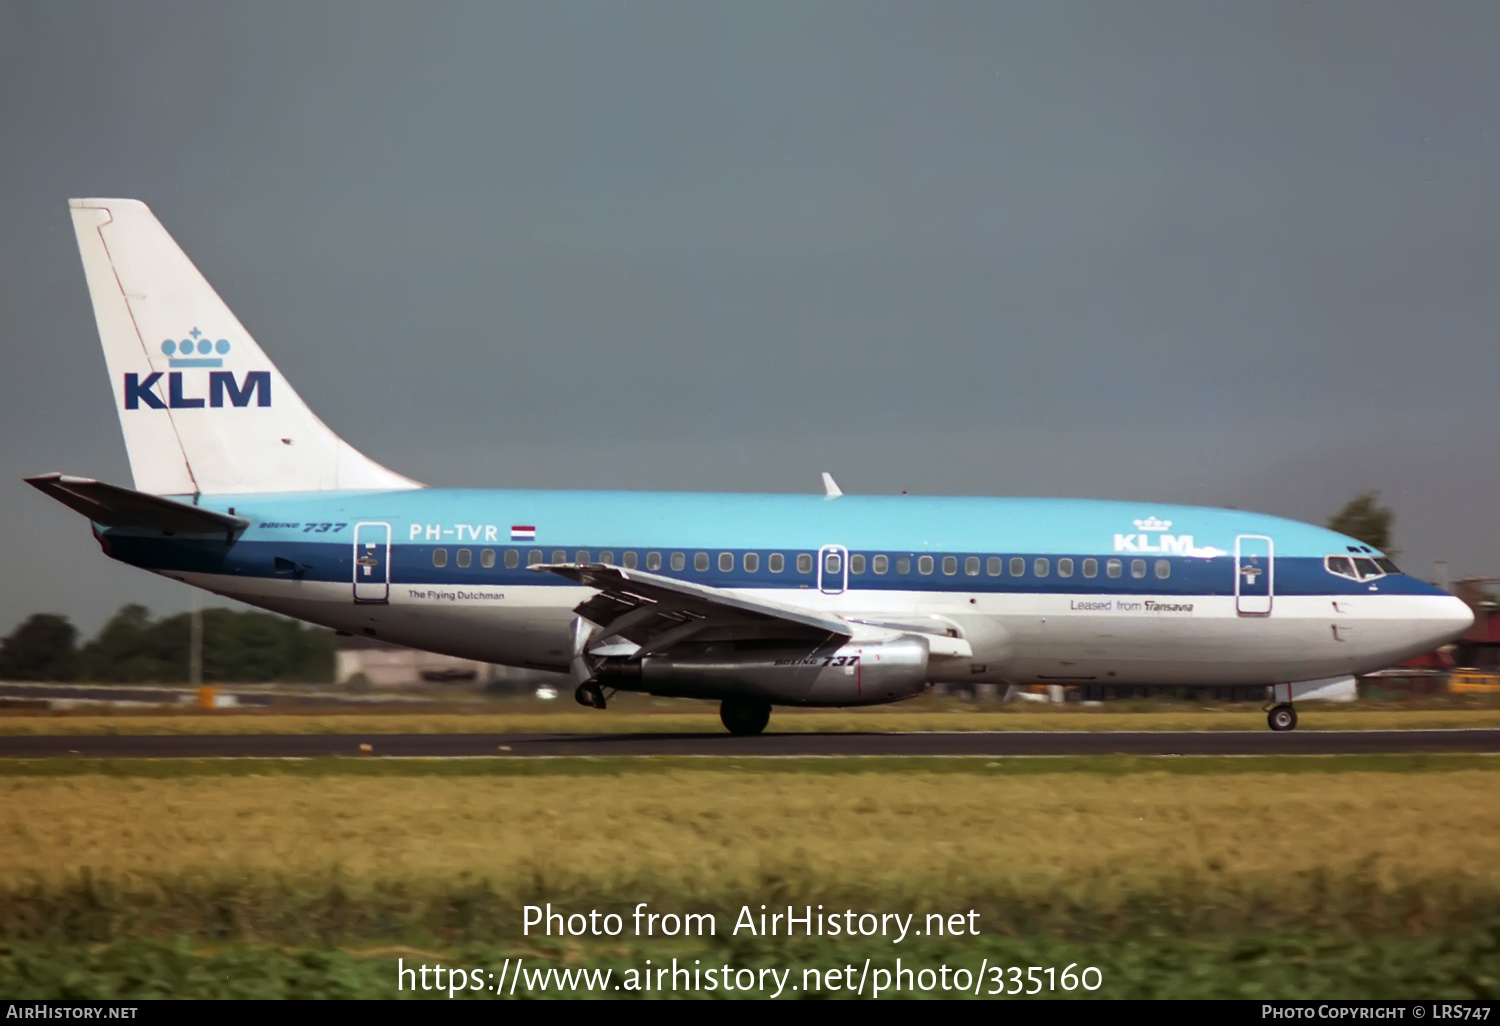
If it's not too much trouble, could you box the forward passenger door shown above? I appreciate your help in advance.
[1234,535,1273,616]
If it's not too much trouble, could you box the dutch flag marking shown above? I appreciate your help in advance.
[510,525,536,541]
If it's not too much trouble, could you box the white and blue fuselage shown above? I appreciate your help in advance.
[101,489,1467,690]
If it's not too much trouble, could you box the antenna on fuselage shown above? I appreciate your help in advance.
[821,472,843,499]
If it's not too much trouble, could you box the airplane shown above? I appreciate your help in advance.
[27,199,1474,734]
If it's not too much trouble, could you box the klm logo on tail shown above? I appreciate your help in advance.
[124,329,270,409]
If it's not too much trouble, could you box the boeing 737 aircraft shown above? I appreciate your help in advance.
[28,199,1474,733]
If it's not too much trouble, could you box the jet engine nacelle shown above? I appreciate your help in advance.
[595,636,930,707]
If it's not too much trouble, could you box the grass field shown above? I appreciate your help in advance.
[4,699,1500,735]
[6,931,1497,999]
[5,753,1499,997]
[2,758,1497,931]
[2,760,1497,887]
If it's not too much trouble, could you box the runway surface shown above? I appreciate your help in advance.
[0,682,429,708]
[2,729,1499,759]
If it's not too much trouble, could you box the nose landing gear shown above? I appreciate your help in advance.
[1267,704,1298,732]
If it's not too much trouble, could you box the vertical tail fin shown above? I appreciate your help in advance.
[69,198,421,495]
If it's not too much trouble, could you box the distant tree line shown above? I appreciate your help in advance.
[0,604,334,683]
[1326,491,1395,556]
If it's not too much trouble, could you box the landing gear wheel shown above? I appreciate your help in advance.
[719,698,772,736]
[1267,704,1297,732]
[574,682,607,710]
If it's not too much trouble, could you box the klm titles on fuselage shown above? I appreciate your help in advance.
[1112,517,1209,555]
[1113,532,1194,553]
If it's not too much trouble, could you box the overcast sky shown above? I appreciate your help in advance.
[2,1,1498,638]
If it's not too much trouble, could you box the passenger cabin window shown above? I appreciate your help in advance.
[769,553,785,573]
[850,554,866,574]
[456,549,472,568]
[1155,559,1170,579]
[1131,559,1147,579]
[599,550,614,565]
[552,550,566,564]
[965,556,980,576]
[482,549,497,569]
[1010,557,1025,576]
[433,548,448,568]
[503,549,518,569]
[720,552,734,572]
[987,557,1001,576]
[576,550,590,564]
[797,553,813,574]
[1034,557,1050,577]
[528,549,543,567]
[873,555,889,575]
[745,553,760,573]
[1107,558,1122,579]
[825,552,842,574]
[897,557,911,574]
[942,556,957,575]
[1057,557,1073,578]
[694,552,709,572]
[623,551,638,569]
[918,555,934,575]
[671,552,685,571]
[646,551,662,571]
[1082,558,1098,578]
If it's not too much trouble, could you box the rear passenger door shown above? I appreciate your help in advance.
[353,522,391,603]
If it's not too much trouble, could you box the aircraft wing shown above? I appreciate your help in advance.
[25,473,249,536]
[531,563,852,656]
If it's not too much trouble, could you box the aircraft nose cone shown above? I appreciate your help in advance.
[1430,595,1475,645]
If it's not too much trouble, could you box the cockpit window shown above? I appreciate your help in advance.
[1327,553,1392,582]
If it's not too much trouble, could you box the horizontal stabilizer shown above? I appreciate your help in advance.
[25,473,249,535]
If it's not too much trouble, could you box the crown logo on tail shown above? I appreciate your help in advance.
[162,328,230,368]
[1133,516,1172,531]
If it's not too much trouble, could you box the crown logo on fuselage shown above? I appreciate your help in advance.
[162,327,230,368]
[1133,516,1172,532]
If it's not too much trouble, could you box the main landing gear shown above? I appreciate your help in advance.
[1267,703,1298,732]
[719,698,772,736]
[574,681,607,710]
